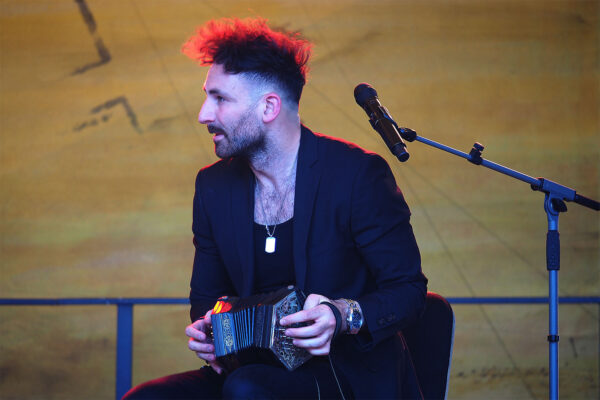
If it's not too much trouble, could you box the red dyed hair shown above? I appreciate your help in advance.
[182,18,312,103]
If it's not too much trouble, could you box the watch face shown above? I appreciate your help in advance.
[343,299,362,334]
[349,309,362,331]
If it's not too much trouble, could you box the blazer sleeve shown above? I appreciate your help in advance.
[350,153,427,350]
[189,170,235,322]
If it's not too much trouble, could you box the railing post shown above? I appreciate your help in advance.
[116,302,133,400]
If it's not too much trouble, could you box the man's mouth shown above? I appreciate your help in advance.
[207,125,225,135]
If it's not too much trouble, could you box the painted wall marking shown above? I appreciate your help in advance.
[72,0,111,75]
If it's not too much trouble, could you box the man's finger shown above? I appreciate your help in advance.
[307,346,331,356]
[209,361,223,374]
[293,336,331,356]
[303,293,326,310]
[293,334,331,350]
[280,309,311,325]
[285,322,323,338]
[196,351,217,361]
[188,338,214,353]
[185,324,208,341]
[191,310,213,329]
[281,305,327,325]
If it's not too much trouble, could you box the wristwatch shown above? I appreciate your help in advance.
[341,299,363,334]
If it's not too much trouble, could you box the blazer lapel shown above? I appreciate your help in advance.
[293,126,321,291]
[230,160,256,296]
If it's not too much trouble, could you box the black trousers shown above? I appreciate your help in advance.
[122,357,353,400]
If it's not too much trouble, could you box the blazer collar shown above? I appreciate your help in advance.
[230,159,256,296]
[293,125,321,290]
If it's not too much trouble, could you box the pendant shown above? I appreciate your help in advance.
[265,236,276,253]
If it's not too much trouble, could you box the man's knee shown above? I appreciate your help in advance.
[222,365,274,400]
[121,368,221,400]
[121,380,170,400]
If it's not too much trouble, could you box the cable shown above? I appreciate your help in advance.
[314,376,321,400]
[328,354,346,400]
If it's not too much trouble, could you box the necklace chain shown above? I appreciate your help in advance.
[256,180,293,237]
[255,153,298,237]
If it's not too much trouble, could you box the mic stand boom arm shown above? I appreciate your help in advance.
[395,127,599,400]
[398,127,599,210]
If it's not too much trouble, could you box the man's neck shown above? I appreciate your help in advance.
[249,123,301,192]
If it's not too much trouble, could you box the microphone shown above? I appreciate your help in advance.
[354,83,414,162]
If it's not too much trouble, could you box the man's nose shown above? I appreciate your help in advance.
[198,101,214,124]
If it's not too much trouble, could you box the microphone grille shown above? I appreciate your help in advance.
[354,83,377,107]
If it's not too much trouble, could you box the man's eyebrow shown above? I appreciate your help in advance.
[206,88,226,96]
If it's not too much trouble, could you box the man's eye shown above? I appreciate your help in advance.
[216,96,225,103]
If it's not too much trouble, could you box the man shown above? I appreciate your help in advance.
[124,17,427,399]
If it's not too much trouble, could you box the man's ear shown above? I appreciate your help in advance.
[262,93,281,123]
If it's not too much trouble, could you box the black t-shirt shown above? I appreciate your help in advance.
[253,218,295,293]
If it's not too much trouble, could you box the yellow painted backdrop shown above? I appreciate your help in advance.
[1,0,598,399]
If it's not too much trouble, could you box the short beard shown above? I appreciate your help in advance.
[214,108,266,160]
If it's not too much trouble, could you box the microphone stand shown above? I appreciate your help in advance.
[395,128,599,400]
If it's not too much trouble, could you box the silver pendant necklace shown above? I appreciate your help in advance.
[264,225,277,254]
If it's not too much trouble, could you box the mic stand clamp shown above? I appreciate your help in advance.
[468,142,484,165]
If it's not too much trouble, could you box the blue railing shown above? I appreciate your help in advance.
[1,296,598,399]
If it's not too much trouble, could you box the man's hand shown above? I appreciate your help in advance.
[185,309,224,374]
[279,294,346,356]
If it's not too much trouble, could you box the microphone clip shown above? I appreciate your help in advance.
[398,127,417,142]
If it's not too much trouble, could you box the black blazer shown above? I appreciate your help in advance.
[190,126,427,398]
